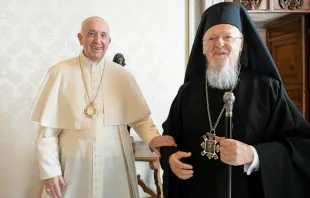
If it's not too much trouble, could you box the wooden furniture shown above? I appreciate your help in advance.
[267,14,309,120]
[225,0,310,12]
[134,141,163,198]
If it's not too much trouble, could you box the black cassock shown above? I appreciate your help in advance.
[160,67,310,198]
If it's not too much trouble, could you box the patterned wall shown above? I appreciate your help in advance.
[0,0,186,197]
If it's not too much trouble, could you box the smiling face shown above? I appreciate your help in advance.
[77,17,111,62]
[203,24,243,71]
[203,24,244,90]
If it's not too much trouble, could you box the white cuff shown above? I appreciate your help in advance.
[36,126,62,180]
[243,146,260,175]
[129,116,160,146]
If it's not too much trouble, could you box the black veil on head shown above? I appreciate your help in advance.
[184,2,281,83]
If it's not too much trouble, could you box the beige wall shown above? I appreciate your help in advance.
[0,0,186,197]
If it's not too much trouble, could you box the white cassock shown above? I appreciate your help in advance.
[30,52,160,198]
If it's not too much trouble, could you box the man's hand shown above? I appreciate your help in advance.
[169,151,193,180]
[44,176,66,198]
[149,135,177,157]
[216,136,254,166]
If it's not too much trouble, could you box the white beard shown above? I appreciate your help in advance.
[206,58,240,90]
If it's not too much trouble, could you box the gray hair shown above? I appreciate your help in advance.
[80,16,109,34]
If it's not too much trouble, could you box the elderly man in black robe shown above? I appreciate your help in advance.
[160,2,310,198]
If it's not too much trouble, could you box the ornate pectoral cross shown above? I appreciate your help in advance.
[84,102,97,118]
[201,132,220,160]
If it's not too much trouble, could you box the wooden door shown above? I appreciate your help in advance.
[267,15,309,120]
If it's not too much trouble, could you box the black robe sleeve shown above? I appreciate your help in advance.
[160,82,190,198]
[161,77,310,198]
[254,81,310,198]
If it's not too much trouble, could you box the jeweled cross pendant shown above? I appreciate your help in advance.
[201,132,220,159]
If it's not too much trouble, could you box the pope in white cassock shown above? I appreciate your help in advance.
[30,16,176,198]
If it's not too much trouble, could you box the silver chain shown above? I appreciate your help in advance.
[205,73,235,134]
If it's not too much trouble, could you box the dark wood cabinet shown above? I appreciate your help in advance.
[267,15,309,120]
[226,0,310,12]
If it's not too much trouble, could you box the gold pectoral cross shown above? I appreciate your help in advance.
[201,132,220,159]
[84,102,97,118]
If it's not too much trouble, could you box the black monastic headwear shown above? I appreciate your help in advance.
[184,2,281,83]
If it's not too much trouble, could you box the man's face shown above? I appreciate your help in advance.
[78,17,111,62]
[203,24,243,71]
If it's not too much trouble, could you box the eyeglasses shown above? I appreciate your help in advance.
[204,35,243,43]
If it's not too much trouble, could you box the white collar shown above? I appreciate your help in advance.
[79,51,105,67]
